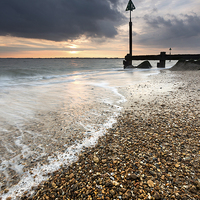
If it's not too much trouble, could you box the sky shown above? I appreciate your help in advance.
[0,0,200,58]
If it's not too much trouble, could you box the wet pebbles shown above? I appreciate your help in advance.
[17,71,200,199]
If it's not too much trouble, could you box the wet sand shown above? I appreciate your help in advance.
[4,70,200,199]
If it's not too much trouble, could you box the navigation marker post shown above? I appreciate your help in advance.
[125,0,135,67]
[169,48,172,62]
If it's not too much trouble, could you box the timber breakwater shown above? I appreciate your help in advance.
[123,52,200,68]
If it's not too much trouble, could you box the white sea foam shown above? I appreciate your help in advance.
[89,81,127,105]
[0,107,121,200]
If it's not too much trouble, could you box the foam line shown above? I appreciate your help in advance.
[0,112,120,199]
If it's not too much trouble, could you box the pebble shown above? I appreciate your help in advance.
[93,155,99,163]
[154,192,161,200]
[17,71,200,199]
[147,180,154,188]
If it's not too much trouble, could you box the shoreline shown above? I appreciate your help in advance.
[3,70,200,199]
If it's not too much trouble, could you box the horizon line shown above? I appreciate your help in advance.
[0,57,124,59]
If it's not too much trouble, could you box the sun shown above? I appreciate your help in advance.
[69,51,78,54]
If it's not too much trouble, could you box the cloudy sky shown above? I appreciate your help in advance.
[0,0,199,58]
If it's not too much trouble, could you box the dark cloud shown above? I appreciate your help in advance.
[143,15,172,29]
[0,0,124,41]
[108,0,120,5]
[136,13,200,48]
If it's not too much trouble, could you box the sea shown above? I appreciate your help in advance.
[0,58,176,199]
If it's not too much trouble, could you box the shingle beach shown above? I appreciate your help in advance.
[17,69,200,199]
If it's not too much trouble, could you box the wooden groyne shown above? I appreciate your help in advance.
[123,52,200,68]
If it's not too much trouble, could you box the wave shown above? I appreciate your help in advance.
[0,113,121,200]
[0,67,103,88]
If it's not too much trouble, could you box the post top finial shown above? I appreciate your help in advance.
[125,0,135,11]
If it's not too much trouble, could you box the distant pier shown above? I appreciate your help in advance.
[123,52,200,68]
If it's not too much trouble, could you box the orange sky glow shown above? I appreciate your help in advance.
[0,0,200,58]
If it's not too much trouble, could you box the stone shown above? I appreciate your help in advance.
[175,163,180,168]
[94,156,99,163]
[195,181,200,189]
[123,189,132,199]
[154,191,161,200]
[137,61,152,69]
[149,171,156,176]
[112,181,120,186]
[105,181,113,187]
[161,175,165,180]
[147,180,154,188]
[110,189,115,195]
[189,185,197,194]
[126,174,138,180]
[171,60,200,71]
[69,173,74,179]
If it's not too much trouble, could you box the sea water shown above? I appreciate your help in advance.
[0,58,176,199]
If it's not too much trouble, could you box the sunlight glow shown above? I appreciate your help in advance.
[69,51,78,54]
[69,45,78,49]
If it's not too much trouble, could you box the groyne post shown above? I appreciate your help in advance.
[129,20,132,65]
[157,52,166,68]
